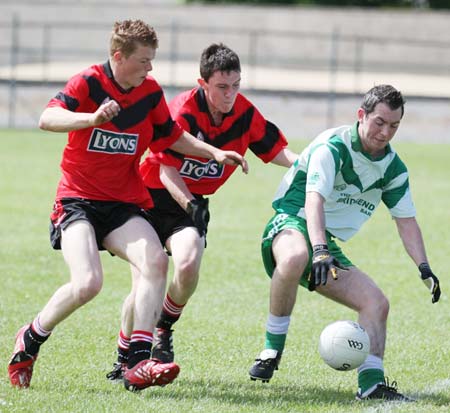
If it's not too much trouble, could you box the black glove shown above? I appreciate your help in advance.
[310,244,346,287]
[186,198,210,237]
[419,263,441,303]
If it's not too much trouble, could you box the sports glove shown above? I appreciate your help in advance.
[419,262,441,303]
[310,244,346,287]
[186,198,210,237]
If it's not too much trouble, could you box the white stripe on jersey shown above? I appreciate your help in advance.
[272,124,416,241]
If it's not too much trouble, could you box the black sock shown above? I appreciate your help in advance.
[127,341,152,369]
[156,312,179,331]
[117,347,129,364]
[24,326,49,356]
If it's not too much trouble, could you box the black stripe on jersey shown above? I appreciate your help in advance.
[163,148,185,160]
[113,91,163,130]
[153,118,177,142]
[212,106,254,148]
[196,87,209,113]
[249,120,280,156]
[82,74,164,131]
[82,75,109,106]
[55,92,79,111]
[181,114,200,138]
[181,107,254,149]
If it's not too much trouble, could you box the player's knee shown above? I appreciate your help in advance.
[176,257,199,282]
[276,251,308,281]
[139,248,169,281]
[376,293,390,321]
[73,273,103,305]
[365,289,389,321]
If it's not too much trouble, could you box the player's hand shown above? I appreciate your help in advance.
[92,97,120,126]
[310,244,347,287]
[214,150,249,174]
[186,198,210,237]
[419,263,441,303]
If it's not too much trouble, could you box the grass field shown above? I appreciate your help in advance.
[0,129,449,413]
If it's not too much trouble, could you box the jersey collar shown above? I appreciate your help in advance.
[196,87,235,119]
[102,61,134,94]
[350,121,392,161]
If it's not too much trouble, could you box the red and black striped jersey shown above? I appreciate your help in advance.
[48,62,183,209]
[140,87,288,195]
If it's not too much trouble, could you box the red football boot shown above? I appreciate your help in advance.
[8,325,38,389]
[123,358,180,392]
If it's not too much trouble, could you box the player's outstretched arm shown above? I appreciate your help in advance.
[270,148,298,168]
[169,131,248,174]
[160,164,194,210]
[160,164,209,237]
[39,99,120,132]
[395,216,441,303]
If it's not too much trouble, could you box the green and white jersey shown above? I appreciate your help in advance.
[272,122,416,241]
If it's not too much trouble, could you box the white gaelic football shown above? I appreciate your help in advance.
[318,320,370,371]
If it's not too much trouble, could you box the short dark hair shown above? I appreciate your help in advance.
[200,43,241,82]
[361,84,406,118]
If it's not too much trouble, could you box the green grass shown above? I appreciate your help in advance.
[0,129,449,412]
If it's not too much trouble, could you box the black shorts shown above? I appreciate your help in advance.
[49,198,148,250]
[147,188,209,247]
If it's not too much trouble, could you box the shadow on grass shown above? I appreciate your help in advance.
[148,377,358,407]
[151,377,450,408]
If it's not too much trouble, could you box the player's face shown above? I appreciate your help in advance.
[357,103,402,157]
[200,70,241,115]
[115,44,155,89]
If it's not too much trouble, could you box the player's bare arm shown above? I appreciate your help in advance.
[39,99,120,132]
[169,130,249,173]
[270,148,298,168]
[305,191,343,285]
[159,164,195,210]
[395,216,441,303]
[304,191,327,246]
[394,216,428,265]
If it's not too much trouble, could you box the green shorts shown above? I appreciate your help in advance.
[261,213,352,291]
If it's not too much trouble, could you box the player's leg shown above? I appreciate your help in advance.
[42,220,104,327]
[106,264,139,382]
[316,268,388,357]
[103,215,179,391]
[250,228,309,382]
[152,227,205,363]
[9,220,103,388]
[316,268,411,401]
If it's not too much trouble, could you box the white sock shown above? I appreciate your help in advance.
[266,313,291,335]
[31,314,52,337]
[358,354,384,374]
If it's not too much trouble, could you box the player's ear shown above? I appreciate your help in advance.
[112,50,124,64]
[198,78,206,88]
[357,108,366,122]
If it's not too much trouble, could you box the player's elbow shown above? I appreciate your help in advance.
[38,111,51,131]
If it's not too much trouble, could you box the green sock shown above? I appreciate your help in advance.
[264,331,286,353]
[358,368,385,393]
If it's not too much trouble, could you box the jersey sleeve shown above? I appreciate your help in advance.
[148,149,184,168]
[248,105,288,163]
[152,90,196,168]
[148,89,183,154]
[47,74,89,111]
[305,144,337,199]
[143,90,196,171]
[382,156,416,217]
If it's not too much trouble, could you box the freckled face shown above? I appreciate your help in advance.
[358,102,402,156]
[199,70,241,115]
